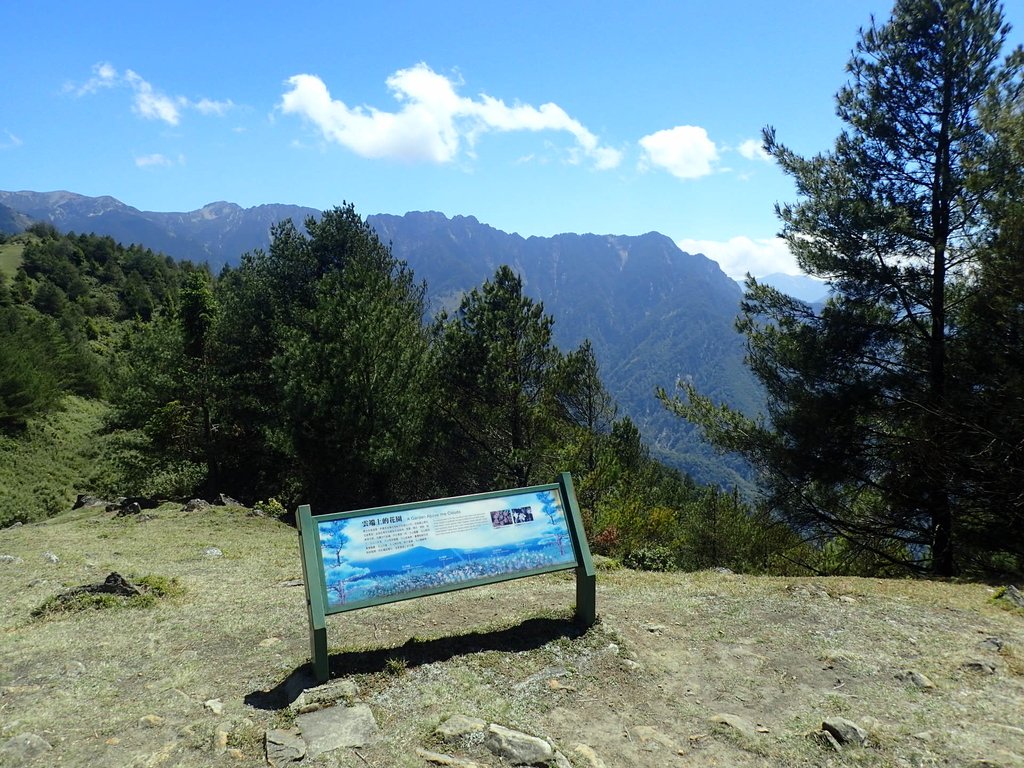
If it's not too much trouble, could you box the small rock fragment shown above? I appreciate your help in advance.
[0,733,52,763]
[415,748,489,768]
[138,714,164,728]
[213,728,229,754]
[822,717,867,746]
[482,724,553,765]
[643,624,667,634]
[997,585,1024,609]
[296,703,378,756]
[203,547,223,558]
[708,712,757,738]
[978,636,1004,652]
[265,728,306,767]
[897,669,936,689]
[435,714,487,740]
[962,660,997,674]
[42,552,59,564]
[0,555,23,564]
[204,698,224,715]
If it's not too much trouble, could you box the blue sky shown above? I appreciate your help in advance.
[3,1,1021,277]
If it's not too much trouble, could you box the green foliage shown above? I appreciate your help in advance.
[30,574,184,619]
[434,265,575,493]
[0,397,119,525]
[663,0,1024,579]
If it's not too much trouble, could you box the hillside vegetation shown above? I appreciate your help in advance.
[1,503,1022,767]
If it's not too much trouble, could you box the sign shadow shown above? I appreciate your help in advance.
[244,614,589,710]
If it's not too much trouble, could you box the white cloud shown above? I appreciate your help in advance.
[72,63,233,126]
[0,130,23,150]
[676,235,798,278]
[279,63,622,169]
[738,138,771,162]
[194,98,236,116]
[637,125,718,179]
[134,153,174,168]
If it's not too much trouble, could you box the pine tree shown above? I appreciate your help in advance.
[663,0,1023,576]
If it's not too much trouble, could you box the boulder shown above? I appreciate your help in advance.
[482,724,553,765]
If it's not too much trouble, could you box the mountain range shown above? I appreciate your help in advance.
[0,190,762,488]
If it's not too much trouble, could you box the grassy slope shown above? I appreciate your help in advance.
[0,238,25,277]
[1,504,1022,768]
[0,397,119,526]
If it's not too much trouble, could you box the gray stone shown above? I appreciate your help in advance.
[551,750,573,768]
[183,498,211,513]
[202,547,223,558]
[415,748,490,768]
[265,728,306,767]
[435,714,487,740]
[483,724,553,765]
[296,703,378,757]
[217,493,241,506]
[822,717,868,746]
[709,712,757,737]
[9,521,23,528]
[289,677,358,712]
[0,555,23,564]
[643,623,667,634]
[998,585,1024,609]
[0,733,52,764]
[41,552,59,564]
[897,669,936,689]
[204,698,224,715]
[962,659,997,674]
[978,636,1005,652]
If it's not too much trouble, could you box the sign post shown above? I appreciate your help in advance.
[297,473,596,682]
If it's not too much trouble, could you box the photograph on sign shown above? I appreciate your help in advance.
[316,489,576,609]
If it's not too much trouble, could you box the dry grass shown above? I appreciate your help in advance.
[1,506,1022,767]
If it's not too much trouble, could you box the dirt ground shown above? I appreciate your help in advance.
[1,504,1022,767]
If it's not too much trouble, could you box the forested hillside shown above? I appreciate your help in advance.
[0,213,805,575]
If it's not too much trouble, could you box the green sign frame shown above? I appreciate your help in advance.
[296,472,596,682]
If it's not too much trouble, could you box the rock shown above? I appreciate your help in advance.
[296,703,378,757]
[415,748,490,768]
[811,728,844,752]
[265,729,306,767]
[138,714,164,728]
[789,582,830,599]
[0,555,23,564]
[8,521,23,528]
[839,595,857,604]
[217,493,241,507]
[117,501,143,517]
[0,733,52,763]
[203,547,223,558]
[482,724,553,765]
[63,660,86,677]
[978,636,1005,652]
[620,659,643,672]
[212,728,229,754]
[258,637,281,648]
[435,714,487,740]
[276,579,304,588]
[711,566,734,574]
[204,698,224,715]
[183,499,211,513]
[289,678,358,713]
[643,624,667,634]
[73,495,107,509]
[897,669,936,689]
[822,717,867,746]
[708,712,757,738]
[574,743,609,768]
[551,751,573,768]
[961,659,997,674]
[997,585,1024,609]
[41,552,59,564]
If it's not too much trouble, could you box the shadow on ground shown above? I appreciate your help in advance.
[245,615,586,710]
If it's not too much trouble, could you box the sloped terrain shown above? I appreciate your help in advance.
[1,505,1022,767]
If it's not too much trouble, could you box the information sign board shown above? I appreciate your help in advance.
[296,473,595,682]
